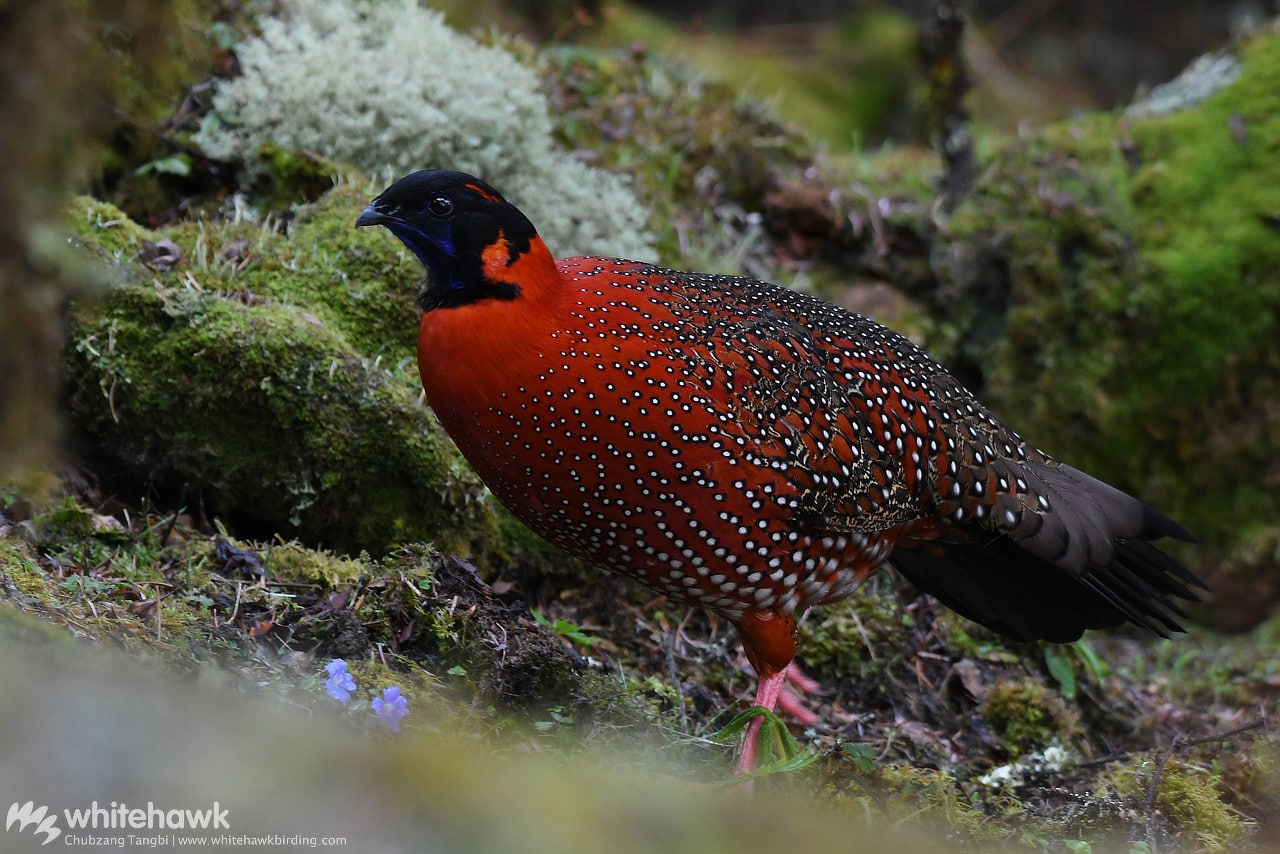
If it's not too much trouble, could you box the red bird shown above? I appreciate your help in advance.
[357,170,1206,774]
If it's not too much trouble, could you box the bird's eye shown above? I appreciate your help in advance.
[427,196,454,219]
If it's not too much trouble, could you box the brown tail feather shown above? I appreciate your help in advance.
[892,530,1203,642]
[892,471,1204,643]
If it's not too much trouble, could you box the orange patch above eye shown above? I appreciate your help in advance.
[465,182,504,203]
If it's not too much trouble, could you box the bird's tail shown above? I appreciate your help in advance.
[892,464,1207,643]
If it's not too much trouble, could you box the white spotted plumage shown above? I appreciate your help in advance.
[361,169,1203,655]
[465,257,1057,620]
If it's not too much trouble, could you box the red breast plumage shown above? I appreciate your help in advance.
[357,170,1206,771]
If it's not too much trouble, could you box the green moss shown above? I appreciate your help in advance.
[1101,758,1249,850]
[867,763,1018,845]
[254,143,348,210]
[66,196,157,260]
[541,40,813,265]
[981,678,1079,757]
[23,496,148,582]
[590,4,921,150]
[936,25,1280,581]
[265,541,366,587]
[66,274,496,556]
[0,539,46,603]
[34,495,98,545]
[246,180,425,364]
[797,582,903,682]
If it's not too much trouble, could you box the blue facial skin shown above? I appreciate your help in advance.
[357,177,524,308]
[383,218,467,292]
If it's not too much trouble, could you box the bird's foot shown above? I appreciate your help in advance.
[728,664,819,779]
[776,663,821,726]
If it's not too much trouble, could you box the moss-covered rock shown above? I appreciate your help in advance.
[930,25,1280,619]
[981,677,1080,758]
[542,39,815,270]
[68,281,493,555]
[1100,756,1251,850]
[63,191,506,557]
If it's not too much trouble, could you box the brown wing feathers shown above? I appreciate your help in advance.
[893,457,1203,642]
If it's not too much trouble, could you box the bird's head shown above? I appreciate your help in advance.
[356,170,545,310]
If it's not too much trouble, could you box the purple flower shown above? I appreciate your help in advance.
[371,686,409,733]
[324,659,356,703]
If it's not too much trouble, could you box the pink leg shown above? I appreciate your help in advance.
[732,612,810,778]
[785,662,821,694]
[733,666,790,776]
[776,663,821,725]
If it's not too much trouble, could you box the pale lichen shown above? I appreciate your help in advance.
[195,0,653,260]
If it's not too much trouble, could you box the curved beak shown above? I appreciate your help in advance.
[355,204,392,228]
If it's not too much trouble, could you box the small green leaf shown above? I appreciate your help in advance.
[530,607,597,647]
[134,155,192,177]
[711,705,772,741]
[1044,643,1077,700]
[841,743,877,774]
[765,750,819,774]
[446,665,467,677]
[197,112,223,137]
[712,704,817,780]
[1071,639,1110,684]
[1063,841,1092,854]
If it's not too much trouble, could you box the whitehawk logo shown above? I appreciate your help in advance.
[6,801,62,845]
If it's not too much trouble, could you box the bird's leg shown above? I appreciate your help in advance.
[735,666,789,776]
[733,611,799,776]
[776,663,821,725]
